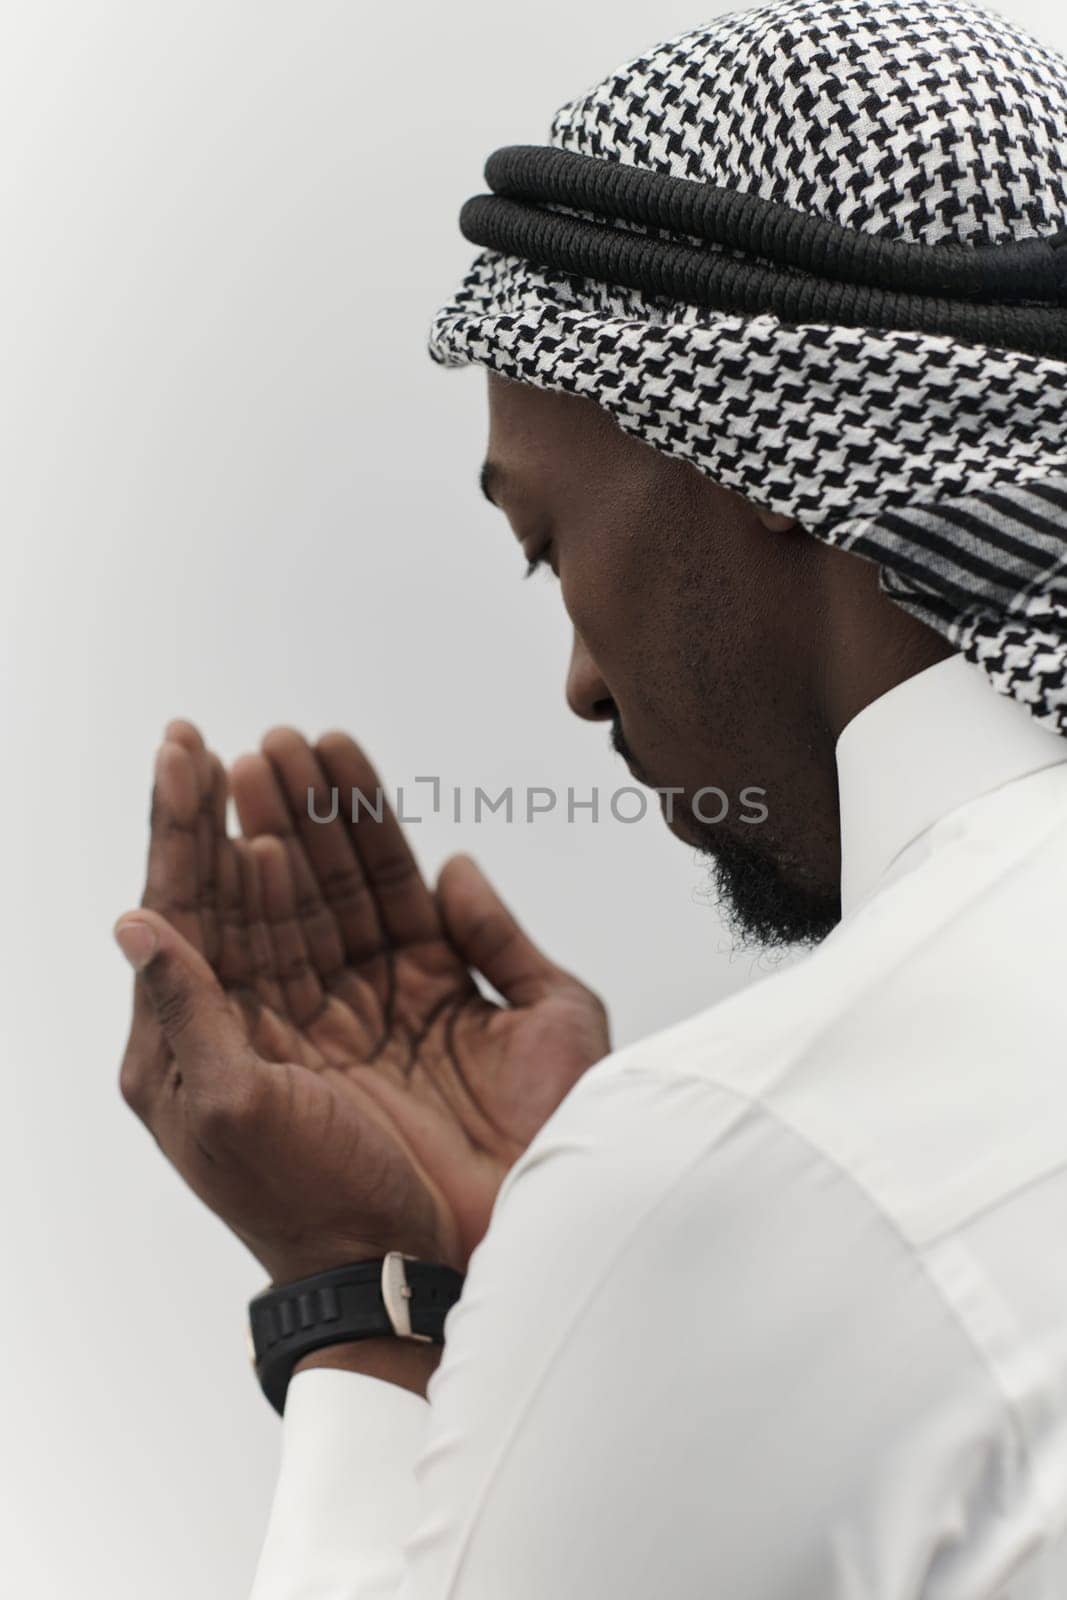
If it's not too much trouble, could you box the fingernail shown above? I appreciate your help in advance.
[114,918,158,970]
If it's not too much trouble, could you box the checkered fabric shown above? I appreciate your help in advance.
[428,0,1067,734]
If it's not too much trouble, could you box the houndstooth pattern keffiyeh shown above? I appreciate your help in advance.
[428,0,1067,735]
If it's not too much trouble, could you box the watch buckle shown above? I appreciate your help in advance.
[381,1251,433,1342]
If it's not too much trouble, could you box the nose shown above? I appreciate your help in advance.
[566,629,615,723]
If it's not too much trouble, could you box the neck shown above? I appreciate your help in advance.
[817,547,957,741]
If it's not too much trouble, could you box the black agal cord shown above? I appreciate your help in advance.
[459,145,1067,358]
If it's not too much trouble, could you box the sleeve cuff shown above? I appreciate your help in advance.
[249,1368,429,1599]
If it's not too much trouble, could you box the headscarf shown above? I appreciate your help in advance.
[428,0,1067,734]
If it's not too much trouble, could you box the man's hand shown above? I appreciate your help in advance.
[116,723,610,1285]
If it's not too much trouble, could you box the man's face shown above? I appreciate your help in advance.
[482,371,843,948]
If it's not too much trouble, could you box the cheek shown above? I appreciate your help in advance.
[559,528,655,671]
[560,547,691,742]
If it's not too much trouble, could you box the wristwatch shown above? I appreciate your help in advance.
[248,1253,466,1415]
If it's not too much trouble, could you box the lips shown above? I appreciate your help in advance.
[609,718,651,787]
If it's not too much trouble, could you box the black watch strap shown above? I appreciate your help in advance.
[248,1253,466,1415]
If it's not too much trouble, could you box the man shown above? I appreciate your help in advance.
[115,1,1067,1594]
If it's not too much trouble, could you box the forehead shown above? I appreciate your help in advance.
[485,371,632,465]
[482,371,710,535]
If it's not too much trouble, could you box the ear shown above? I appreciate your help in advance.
[753,504,798,533]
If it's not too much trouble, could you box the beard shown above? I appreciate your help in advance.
[610,717,840,950]
[690,824,841,951]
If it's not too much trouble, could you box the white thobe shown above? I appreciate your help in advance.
[250,654,1067,1599]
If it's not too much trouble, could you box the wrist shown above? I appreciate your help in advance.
[293,1337,443,1399]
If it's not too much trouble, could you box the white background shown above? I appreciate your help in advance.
[2,2,1063,1595]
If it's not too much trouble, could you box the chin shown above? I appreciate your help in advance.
[657,795,735,854]
[689,821,841,951]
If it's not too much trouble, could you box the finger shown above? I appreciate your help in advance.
[131,732,223,1092]
[265,729,386,960]
[143,742,202,949]
[315,731,442,951]
[244,729,388,964]
[230,749,347,980]
[115,909,258,1121]
[214,824,254,990]
[120,969,171,1122]
[163,718,206,754]
[235,838,287,1017]
[164,729,228,965]
[437,854,569,1007]
[198,753,228,965]
[251,834,329,1027]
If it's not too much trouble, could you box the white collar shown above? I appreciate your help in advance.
[835,654,1067,918]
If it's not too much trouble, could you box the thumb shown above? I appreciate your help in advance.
[437,854,571,1007]
[115,909,252,1098]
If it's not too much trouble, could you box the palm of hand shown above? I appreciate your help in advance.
[126,724,609,1281]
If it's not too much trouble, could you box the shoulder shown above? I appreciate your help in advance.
[546,759,1067,1247]
[436,775,1067,1590]
[445,1044,1050,1597]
